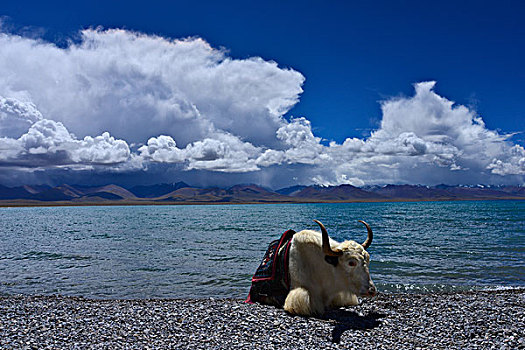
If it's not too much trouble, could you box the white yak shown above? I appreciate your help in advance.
[284,220,377,316]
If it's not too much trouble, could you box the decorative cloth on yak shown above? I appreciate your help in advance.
[245,229,296,307]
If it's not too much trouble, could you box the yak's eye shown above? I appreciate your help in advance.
[348,259,358,267]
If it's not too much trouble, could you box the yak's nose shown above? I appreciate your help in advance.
[367,286,377,297]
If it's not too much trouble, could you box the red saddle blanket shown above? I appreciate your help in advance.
[245,229,296,307]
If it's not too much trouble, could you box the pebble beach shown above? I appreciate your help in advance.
[1,289,523,349]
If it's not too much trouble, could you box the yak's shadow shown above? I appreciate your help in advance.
[320,309,385,344]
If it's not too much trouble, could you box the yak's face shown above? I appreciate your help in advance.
[336,241,377,298]
[314,219,377,298]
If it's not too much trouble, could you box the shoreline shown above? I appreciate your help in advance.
[1,289,523,349]
[1,196,524,208]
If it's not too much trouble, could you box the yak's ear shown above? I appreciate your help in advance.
[324,255,339,267]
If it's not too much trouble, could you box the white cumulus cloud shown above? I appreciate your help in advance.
[139,132,260,172]
[0,29,304,147]
[0,107,131,167]
[487,145,525,175]
[0,26,522,187]
[317,81,523,185]
[0,96,43,138]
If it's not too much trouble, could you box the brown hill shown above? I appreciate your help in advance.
[159,187,228,202]
[31,185,83,201]
[158,184,292,203]
[291,184,384,201]
[368,185,452,199]
[440,186,514,199]
[225,184,291,202]
[129,182,190,198]
[1,183,524,206]
[81,184,138,200]
[0,185,34,199]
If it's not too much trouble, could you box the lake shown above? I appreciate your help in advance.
[1,201,523,298]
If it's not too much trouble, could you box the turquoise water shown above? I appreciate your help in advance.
[0,201,523,298]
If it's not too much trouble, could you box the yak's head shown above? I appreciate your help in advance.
[314,219,377,298]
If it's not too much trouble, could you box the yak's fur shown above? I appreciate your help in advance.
[284,229,376,316]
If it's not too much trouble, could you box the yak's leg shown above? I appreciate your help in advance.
[284,287,324,316]
[329,291,358,309]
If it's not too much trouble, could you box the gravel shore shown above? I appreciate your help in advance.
[1,289,523,349]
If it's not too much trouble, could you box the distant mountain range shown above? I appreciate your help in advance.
[0,182,523,206]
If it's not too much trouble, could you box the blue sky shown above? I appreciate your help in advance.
[0,0,524,188]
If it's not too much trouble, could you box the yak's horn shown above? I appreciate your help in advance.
[314,219,343,257]
[358,220,373,249]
